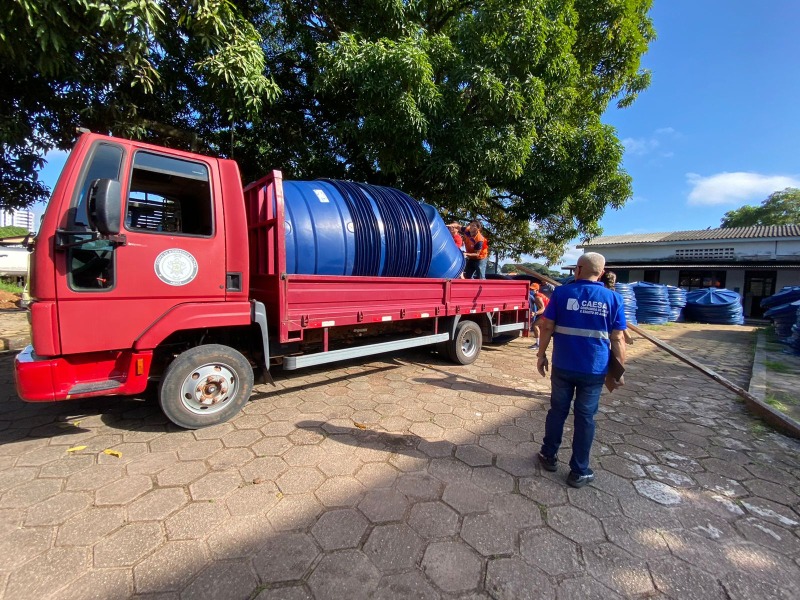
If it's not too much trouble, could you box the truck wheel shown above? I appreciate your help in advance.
[448,320,482,365]
[159,344,254,429]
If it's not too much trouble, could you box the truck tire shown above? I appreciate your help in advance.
[158,344,254,429]
[447,320,482,365]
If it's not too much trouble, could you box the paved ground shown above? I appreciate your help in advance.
[0,316,799,599]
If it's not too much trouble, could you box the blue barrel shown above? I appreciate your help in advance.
[631,282,671,325]
[420,203,465,279]
[280,179,462,278]
[684,288,745,325]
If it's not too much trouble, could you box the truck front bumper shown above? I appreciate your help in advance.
[15,345,153,402]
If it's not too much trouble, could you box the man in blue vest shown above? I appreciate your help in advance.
[535,252,627,488]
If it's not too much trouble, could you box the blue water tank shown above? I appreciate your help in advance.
[280,180,463,279]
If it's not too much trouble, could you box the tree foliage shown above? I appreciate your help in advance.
[1,0,655,264]
[238,0,654,261]
[720,188,800,228]
[0,0,277,210]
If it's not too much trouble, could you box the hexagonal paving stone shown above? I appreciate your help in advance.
[421,540,482,593]
[555,575,624,600]
[519,476,568,506]
[460,513,517,556]
[358,489,409,523]
[252,532,320,583]
[23,491,92,526]
[0,524,53,570]
[395,473,443,501]
[311,508,369,550]
[4,547,88,600]
[315,476,366,507]
[442,482,490,515]
[363,523,424,572]
[0,478,62,508]
[408,501,460,539]
[649,557,727,599]
[372,571,439,600]
[95,474,152,505]
[93,521,163,567]
[189,470,243,500]
[207,447,255,471]
[206,514,272,559]
[583,542,655,597]
[166,501,228,540]
[57,506,126,547]
[471,466,515,494]
[486,557,555,600]
[547,505,606,545]
[226,480,281,516]
[133,539,207,593]
[276,468,325,495]
[307,549,381,600]
[181,558,259,600]
[156,460,209,487]
[55,567,133,600]
[267,494,325,532]
[65,465,124,491]
[519,529,580,577]
[127,487,188,521]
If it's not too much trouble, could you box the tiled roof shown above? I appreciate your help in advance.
[580,225,800,247]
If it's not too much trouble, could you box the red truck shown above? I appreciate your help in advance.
[15,132,529,428]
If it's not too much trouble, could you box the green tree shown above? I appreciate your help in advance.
[0,0,278,210]
[720,188,800,228]
[236,0,654,262]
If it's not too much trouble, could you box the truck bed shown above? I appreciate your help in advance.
[244,171,530,343]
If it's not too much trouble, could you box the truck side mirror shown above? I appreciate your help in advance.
[87,179,122,235]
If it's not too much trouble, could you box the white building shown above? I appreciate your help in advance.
[0,209,35,232]
[577,225,800,318]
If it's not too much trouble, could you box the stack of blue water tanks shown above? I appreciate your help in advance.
[631,282,671,325]
[614,283,638,325]
[665,285,688,322]
[684,289,745,325]
[761,287,800,345]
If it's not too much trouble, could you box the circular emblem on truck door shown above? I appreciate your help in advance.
[154,249,199,286]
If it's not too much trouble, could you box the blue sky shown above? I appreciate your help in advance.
[33,1,800,271]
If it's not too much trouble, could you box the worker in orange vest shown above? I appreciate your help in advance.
[459,220,489,279]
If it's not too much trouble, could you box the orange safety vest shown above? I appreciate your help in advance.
[464,230,489,260]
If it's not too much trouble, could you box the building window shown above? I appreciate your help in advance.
[678,270,727,290]
[643,270,660,284]
[675,248,734,260]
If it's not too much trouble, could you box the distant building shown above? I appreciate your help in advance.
[575,225,800,318]
[0,209,35,232]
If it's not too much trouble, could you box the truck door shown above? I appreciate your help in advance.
[56,140,226,355]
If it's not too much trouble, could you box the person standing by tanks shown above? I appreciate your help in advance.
[447,223,464,251]
[529,282,549,348]
[601,271,634,345]
[458,220,488,279]
[535,252,627,488]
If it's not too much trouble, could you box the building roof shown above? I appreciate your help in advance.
[579,225,800,247]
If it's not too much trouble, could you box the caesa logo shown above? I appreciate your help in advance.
[567,298,580,311]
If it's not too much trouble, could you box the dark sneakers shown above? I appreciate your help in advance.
[537,452,558,472]
[567,469,595,488]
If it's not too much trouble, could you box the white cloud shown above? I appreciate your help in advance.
[622,127,679,157]
[622,137,659,156]
[686,172,800,206]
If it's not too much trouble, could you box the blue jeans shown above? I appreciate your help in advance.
[465,258,487,279]
[540,367,605,475]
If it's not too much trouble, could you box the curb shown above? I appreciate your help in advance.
[747,331,800,439]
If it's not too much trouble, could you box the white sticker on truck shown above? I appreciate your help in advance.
[314,189,330,203]
[154,249,199,286]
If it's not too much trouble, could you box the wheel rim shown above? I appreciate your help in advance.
[178,362,238,415]
[460,329,479,357]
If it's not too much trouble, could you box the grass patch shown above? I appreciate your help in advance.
[765,396,789,412]
[641,323,673,331]
[765,360,793,374]
[0,280,22,294]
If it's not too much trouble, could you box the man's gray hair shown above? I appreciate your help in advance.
[578,252,605,277]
